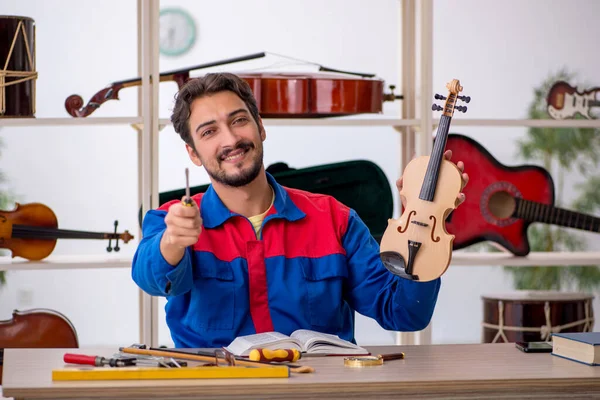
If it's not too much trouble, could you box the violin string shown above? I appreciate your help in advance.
[12,225,114,239]
[265,51,322,69]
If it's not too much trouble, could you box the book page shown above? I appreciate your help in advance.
[224,332,302,356]
[290,329,367,354]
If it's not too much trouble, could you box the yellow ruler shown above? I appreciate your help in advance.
[52,365,290,381]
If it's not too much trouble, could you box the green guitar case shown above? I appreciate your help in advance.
[139,160,394,243]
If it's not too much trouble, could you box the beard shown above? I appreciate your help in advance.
[204,139,264,187]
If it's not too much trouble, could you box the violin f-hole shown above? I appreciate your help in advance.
[397,211,416,233]
[429,216,440,242]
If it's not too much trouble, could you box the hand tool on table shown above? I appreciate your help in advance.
[249,348,301,362]
[64,353,185,368]
[343,352,405,368]
[182,167,193,206]
[119,345,315,373]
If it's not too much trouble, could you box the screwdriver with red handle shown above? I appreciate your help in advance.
[64,353,136,367]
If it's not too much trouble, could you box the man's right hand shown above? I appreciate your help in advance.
[160,196,202,265]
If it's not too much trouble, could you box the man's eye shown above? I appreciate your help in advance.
[201,129,214,137]
[233,117,248,124]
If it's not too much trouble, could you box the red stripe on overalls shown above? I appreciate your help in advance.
[246,240,274,333]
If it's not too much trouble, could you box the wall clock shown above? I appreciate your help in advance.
[159,7,197,57]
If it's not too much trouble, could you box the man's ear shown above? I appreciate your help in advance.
[258,116,266,141]
[186,143,203,167]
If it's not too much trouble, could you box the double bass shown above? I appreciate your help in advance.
[64,52,403,118]
[379,79,469,282]
[0,202,134,261]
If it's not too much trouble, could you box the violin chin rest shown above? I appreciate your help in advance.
[380,251,420,281]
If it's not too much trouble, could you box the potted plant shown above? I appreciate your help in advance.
[474,70,600,343]
[504,69,600,291]
[0,136,15,288]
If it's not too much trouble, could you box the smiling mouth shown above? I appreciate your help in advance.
[221,148,249,163]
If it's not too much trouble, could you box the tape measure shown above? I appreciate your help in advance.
[343,356,383,367]
[343,352,405,368]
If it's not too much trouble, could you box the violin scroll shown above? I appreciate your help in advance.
[65,83,124,118]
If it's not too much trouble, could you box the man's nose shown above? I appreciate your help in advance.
[220,124,240,147]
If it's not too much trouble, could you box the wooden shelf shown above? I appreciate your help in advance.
[452,251,600,266]
[2,116,596,129]
[159,116,418,127]
[0,117,143,127]
[0,254,132,271]
[447,118,600,128]
[1,251,597,271]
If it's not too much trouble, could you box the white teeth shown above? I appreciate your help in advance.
[224,152,244,161]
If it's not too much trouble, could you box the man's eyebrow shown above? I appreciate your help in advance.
[194,109,249,133]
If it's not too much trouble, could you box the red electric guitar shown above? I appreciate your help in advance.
[445,133,600,256]
[546,81,600,120]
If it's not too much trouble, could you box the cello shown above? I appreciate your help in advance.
[379,79,469,282]
[65,52,403,118]
[0,308,79,384]
[0,202,134,261]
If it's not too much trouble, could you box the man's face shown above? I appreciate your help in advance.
[186,91,265,187]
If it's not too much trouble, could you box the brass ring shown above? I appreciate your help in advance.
[343,356,383,368]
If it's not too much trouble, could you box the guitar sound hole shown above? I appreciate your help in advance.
[488,191,516,219]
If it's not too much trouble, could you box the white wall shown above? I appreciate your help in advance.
[1,0,599,348]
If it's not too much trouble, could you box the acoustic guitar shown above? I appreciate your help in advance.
[444,133,600,256]
[546,80,600,120]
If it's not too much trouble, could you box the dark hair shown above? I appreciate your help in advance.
[170,73,261,151]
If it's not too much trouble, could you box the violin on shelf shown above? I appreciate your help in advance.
[379,79,469,282]
[0,202,134,261]
[65,51,403,119]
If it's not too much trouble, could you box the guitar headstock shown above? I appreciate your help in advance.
[432,79,470,117]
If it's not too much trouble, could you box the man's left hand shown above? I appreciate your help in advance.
[396,150,469,207]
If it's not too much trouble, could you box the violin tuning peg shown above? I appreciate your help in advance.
[455,105,468,113]
[458,95,471,103]
[431,104,443,111]
[434,94,447,100]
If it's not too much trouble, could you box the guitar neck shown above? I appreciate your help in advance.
[514,198,600,233]
[419,115,452,201]
[12,225,115,240]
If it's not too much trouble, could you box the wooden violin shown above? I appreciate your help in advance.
[379,79,469,282]
[0,308,79,384]
[65,52,402,118]
[0,202,134,261]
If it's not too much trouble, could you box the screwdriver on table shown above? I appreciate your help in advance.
[64,353,135,367]
[182,168,193,207]
[249,348,301,362]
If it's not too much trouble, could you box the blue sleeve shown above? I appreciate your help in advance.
[342,209,441,332]
[131,209,194,297]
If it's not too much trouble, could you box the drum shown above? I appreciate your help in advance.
[0,15,36,117]
[481,291,594,343]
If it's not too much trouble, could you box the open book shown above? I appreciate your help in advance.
[224,329,369,356]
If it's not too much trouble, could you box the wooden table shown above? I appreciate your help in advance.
[2,343,600,399]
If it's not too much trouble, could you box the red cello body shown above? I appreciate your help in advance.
[239,72,386,118]
[0,309,79,384]
[65,52,402,118]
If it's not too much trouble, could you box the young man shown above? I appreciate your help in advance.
[131,73,469,348]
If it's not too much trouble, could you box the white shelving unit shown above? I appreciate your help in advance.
[1,0,598,347]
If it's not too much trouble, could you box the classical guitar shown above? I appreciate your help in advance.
[444,133,600,256]
[546,80,600,120]
[379,79,469,282]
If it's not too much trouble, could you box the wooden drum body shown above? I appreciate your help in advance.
[0,15,36,117]
[482,291,594,343]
